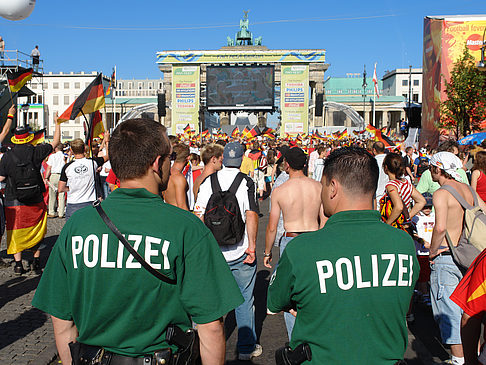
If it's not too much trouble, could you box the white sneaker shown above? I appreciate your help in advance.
[238,344,263,361]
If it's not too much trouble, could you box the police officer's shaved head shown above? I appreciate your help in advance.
[109,118,170,181]
[323,147,378,196]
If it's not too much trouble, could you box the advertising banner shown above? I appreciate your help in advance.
[158,50,325,64]
[280,65,309,135]
[171,66,200,135]
[422,16,486,146]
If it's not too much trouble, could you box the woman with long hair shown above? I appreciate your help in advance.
[381,153,426,230]
[471,150,486,202]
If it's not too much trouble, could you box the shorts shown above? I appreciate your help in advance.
[417,255,431,283]
[430,255,463,345]
[254,170,265,192]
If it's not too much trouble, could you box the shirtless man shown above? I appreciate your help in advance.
[163,143,190,210]
[193,143,223,200]
[429,152,486,365]
[263,146,325,339]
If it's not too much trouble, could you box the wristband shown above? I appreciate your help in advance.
[7,114,14,119]
[263,252,272,257]
[247,250,255,253]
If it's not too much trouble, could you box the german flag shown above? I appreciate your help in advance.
[5,200,47,254]
[247,126,261,140]
[376,130,395,147]
[262,127,275,139]
[58,74,105,123]
[338,130,348,140]
[31,129,45,146]
[183,124,191,134]
[8,67,33,93]
[242,126,250,138]
[231,127,240,138]
[201,129,209,138]
[87,110,105,146]
[365,124,378,135]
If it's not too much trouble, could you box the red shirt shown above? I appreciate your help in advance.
[476,170,486,202]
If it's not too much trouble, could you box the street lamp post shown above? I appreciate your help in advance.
[362,65,367,126]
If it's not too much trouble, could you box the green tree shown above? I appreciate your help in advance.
[437,46,486,138]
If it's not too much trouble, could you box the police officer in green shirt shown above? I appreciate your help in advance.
[32,118,243,365]
[267,147,418,364]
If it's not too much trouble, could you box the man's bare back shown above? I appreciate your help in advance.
[273,176,325,232]
[163,167,189,210]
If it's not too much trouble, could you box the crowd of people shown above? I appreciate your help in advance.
[2,111,486,364]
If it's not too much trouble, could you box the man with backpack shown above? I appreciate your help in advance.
[194,141,262,361]
[0,115,61,275]
[429,152,486,365]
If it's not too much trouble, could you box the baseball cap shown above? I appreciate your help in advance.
[281,146,307,170]
[429,151,463,181]
[422,193,433,207]
[223,142,245,167]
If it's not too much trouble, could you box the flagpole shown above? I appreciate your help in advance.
[373,85,376,127]
[81,109,101,200]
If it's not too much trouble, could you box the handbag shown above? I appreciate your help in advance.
[379,192,411,233]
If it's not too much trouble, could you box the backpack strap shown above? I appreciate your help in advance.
[440,184,474,210]
[228,172,245,195]
[210,172,222,194]
[466,185,479,207]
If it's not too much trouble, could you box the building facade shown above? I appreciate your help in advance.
[382,68,423,103]
[324,75,406,130]
[18,73,163,140]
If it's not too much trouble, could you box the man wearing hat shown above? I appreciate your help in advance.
[429,151,486,365]
[263,146,325,339]
[195,141,262,361]
[0,113,61,274]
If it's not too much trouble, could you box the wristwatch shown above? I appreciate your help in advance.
[263,251,272,258]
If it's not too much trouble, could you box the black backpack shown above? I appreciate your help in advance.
[9,148,42,204]
[204,172,245,246]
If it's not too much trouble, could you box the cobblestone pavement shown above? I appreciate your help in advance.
[0,216,64,365]
[2,199,452,365]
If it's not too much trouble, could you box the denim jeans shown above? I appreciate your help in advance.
[279,235,296,340]
[66,201,93,220]
[227,253,257,354]
[430,254,463,344]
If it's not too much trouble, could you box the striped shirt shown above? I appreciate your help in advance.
[386,178,413,209]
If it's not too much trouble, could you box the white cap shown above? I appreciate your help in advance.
[429,152,463,181]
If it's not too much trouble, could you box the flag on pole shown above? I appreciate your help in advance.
[372,63,380,98]
[247,126,261,140]
[58,74,105,123]
[7,67,33,93]
[86,110,105,146]
[242,126,250,138]
[231,127,240,138]
[30,129,45,146]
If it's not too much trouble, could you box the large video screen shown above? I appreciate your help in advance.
[206,66,274,110]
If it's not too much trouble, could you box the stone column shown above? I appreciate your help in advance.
[314,81,324,127]
[257,112,266,128]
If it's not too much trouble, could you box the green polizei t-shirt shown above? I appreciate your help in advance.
[32,188,243,357]
[267,210,418,365]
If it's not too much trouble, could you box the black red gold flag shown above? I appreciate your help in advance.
[8,67,33,93]
[58,74,105,123]
[30,129,45,146]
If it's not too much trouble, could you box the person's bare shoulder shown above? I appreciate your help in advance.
[172,172,188,188]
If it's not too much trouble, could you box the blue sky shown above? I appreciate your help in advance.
[1,0,485,80]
